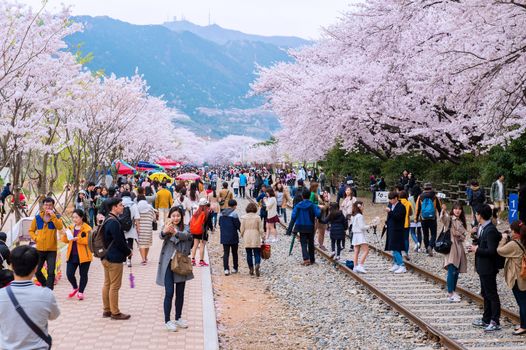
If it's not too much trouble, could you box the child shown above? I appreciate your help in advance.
[351,201,371,273]
[325,203,347,260]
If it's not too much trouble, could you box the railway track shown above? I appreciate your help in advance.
[246,197,523,349]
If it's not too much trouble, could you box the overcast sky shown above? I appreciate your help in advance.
[19,0,354,39]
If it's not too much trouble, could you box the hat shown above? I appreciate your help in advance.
[198,198,208,206]
[424,183,433,190]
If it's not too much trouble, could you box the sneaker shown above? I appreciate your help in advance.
[389,264,400,272]
[165,321,178,332]
[224,269,230,276]
[335,256,340,261]
[68,288,79,298]
[199,260,209,267]
[394,266,407,274]
[175,319,189,329]
[329,251,336,259]
[472,319,489,328]
[484,321,501,332]
[414,243,420,252]
[191,259,196,266]
[447,295,461,302]
[77,292,84,301]
[231,269,238,274]
[353,265,362,273]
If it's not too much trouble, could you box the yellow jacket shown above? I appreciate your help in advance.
[400,199,412,229]
[29,211,64,251]
[61,223,93,263]
[155,188,173,209]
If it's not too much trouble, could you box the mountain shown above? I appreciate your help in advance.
[66,16,304,139]
[163,20,310,48]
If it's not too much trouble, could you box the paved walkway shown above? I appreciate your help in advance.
[49,231,218,350]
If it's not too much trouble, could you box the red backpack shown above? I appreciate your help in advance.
[189,211,206,235]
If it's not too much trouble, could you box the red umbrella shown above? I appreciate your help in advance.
[175,172,200,181]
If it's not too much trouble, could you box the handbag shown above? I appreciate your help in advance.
[435,219,452,254]
[6,286,52,349]
[170,250,193,275]
[152,221,158,231]
[261,243,271,260]
[513,240,526,279]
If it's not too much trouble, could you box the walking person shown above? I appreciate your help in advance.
[121,191,140,268]
[137,193,156,265]
[155,183,173,224]
[239,171,247,198]
[0,246,60,349]
[408,187,422,252]
[157,206,193,332]
[497,221,526,335]
[325,203,346,261]
[351,201,372,273]
[232,174,240,198]
[218,182,233,211]
[468,180,486,226]
[341,186,357,251]
[190,198,212,267]
[240,202,265,276]
[286,188,321,266]
[385,191,407,274]
[399,191,413,260]
[101,198,132,320]
[29,197,64,290]
[264,188,279,243]
[439,202,468,302]
[415,183,442,257]
[220,199,241,275]
[469,204,503,331]
[490,174,506,224]
[61,209,92,301]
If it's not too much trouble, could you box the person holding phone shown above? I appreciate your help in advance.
[29,197,64,290]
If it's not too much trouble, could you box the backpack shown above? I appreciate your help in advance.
[189,211,206,235]
[421,197,436,220]
[88,217,116,259]
[119,206,133,232]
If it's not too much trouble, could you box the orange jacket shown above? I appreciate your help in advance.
[61,223,93,263]
[29,211,64,251]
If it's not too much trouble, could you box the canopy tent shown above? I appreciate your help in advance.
[113,160,136,175]
[136,161,164,172]
[156,158,182,169]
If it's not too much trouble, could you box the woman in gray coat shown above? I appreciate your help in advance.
[156,206,194,332]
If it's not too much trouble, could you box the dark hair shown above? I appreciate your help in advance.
[108,187,117,198]
[297,179,304,187]
[476,204,492,221]
[326,202,342,221]
[302,188,311,200]
[137,195,146,202]
[267,188,275,197]
[121,191,131,197]
[450,202,467,229]
[351,201,364,216]
[168,206,185,231]
[190,183,198,201]
[42,197,55,205]
[87,182,96,187]
[345,185,353,197]
[246,203,258,213]
[510,221,522,234]
[222,182,229,189]
[399,190,408,199]
[179,187,187,203]
[72,209,88,223]
[309,182,319,193]
[106,197,122,212]
[137,187,145,196]
[228,199,237,207]
[388,191,399,200]
[11,245,39,277]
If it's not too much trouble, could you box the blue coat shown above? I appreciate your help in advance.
[288,200,321,234]
[219,208,241,245]
[385,202,406,252]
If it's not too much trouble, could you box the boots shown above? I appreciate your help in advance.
[255,264,261,277]
[249,266,254,275]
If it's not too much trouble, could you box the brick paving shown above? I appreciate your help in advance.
[49,232,215,350]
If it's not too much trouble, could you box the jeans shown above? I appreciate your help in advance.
[239,186,246,198]
[282,207,287,223]
[480,273,501,324]
[234,188,239,196]
[245,248,261,268]
[35,250,57,289]
[66,259,91,293]
[289,186,295,198]
[403,228,410,254]
[392,251,404,267]
[102,259,123,315]
[512,282,526,329]
[211,212,218,228]
[446,264,459,293]
[88,208,95,228]
[331,239,343,256]
[299,231,315,263]
[223,244,238,270]
[421,219,437,249]
[410,227,422,245]
[163,263,186,322]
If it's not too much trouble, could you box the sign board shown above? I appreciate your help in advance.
[436,192,446,199]
[509,193,519,224]
[375,191,389,204]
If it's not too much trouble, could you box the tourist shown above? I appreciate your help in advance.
[174,187,193,225]
[415,183,442,256]
[240,202,265,276]
[287,188,321,266]
[467,180,486,226]
[276,182,291,223]
[408,187,422,252]
[440,202,468,302]
[264,188,279,242]
[75,190,90,212]
[341,186,357,251]
[399,191,413,260]
[101,197,132,320]
[0,245,60,349]
[155,183,173,224]
[190,198,212,267]
[232,173,240,198]
[86,182,97,227]
[218,181,233,211]
[325,203,346,261]
[220,199,241,275]
[490,174,506,224]
[137,193,156,265]
[206,186,220,230]
[61,209,92,300]
[497,221,526,335]
[156,206,193,332]
[239,171,247,198]
[29,197,64,290]
[351,201,371,273]
[469,204,502,331]
[385,191,407,274]
[0,231,10,268]
[121,191,140,268]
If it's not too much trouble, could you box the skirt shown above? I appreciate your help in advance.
[352,232,367,245]
[266,215,280,224]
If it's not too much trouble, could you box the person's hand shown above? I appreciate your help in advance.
[471,227,478,234]
[467,244,478,253]
[384,207,391,213]
[72,237,79,241]
[441,203,447,212]
[128,251,133,258]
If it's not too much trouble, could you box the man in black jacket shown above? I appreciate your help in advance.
[101,198,132,320]
[468,204,502,331]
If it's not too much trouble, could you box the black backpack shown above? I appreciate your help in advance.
[435,220,452,254]
[119,206,133,232]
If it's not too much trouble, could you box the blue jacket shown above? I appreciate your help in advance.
[219,208,241,245]
[103,214,131,263]
[288,200,321,233]
[239,174,247,186]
